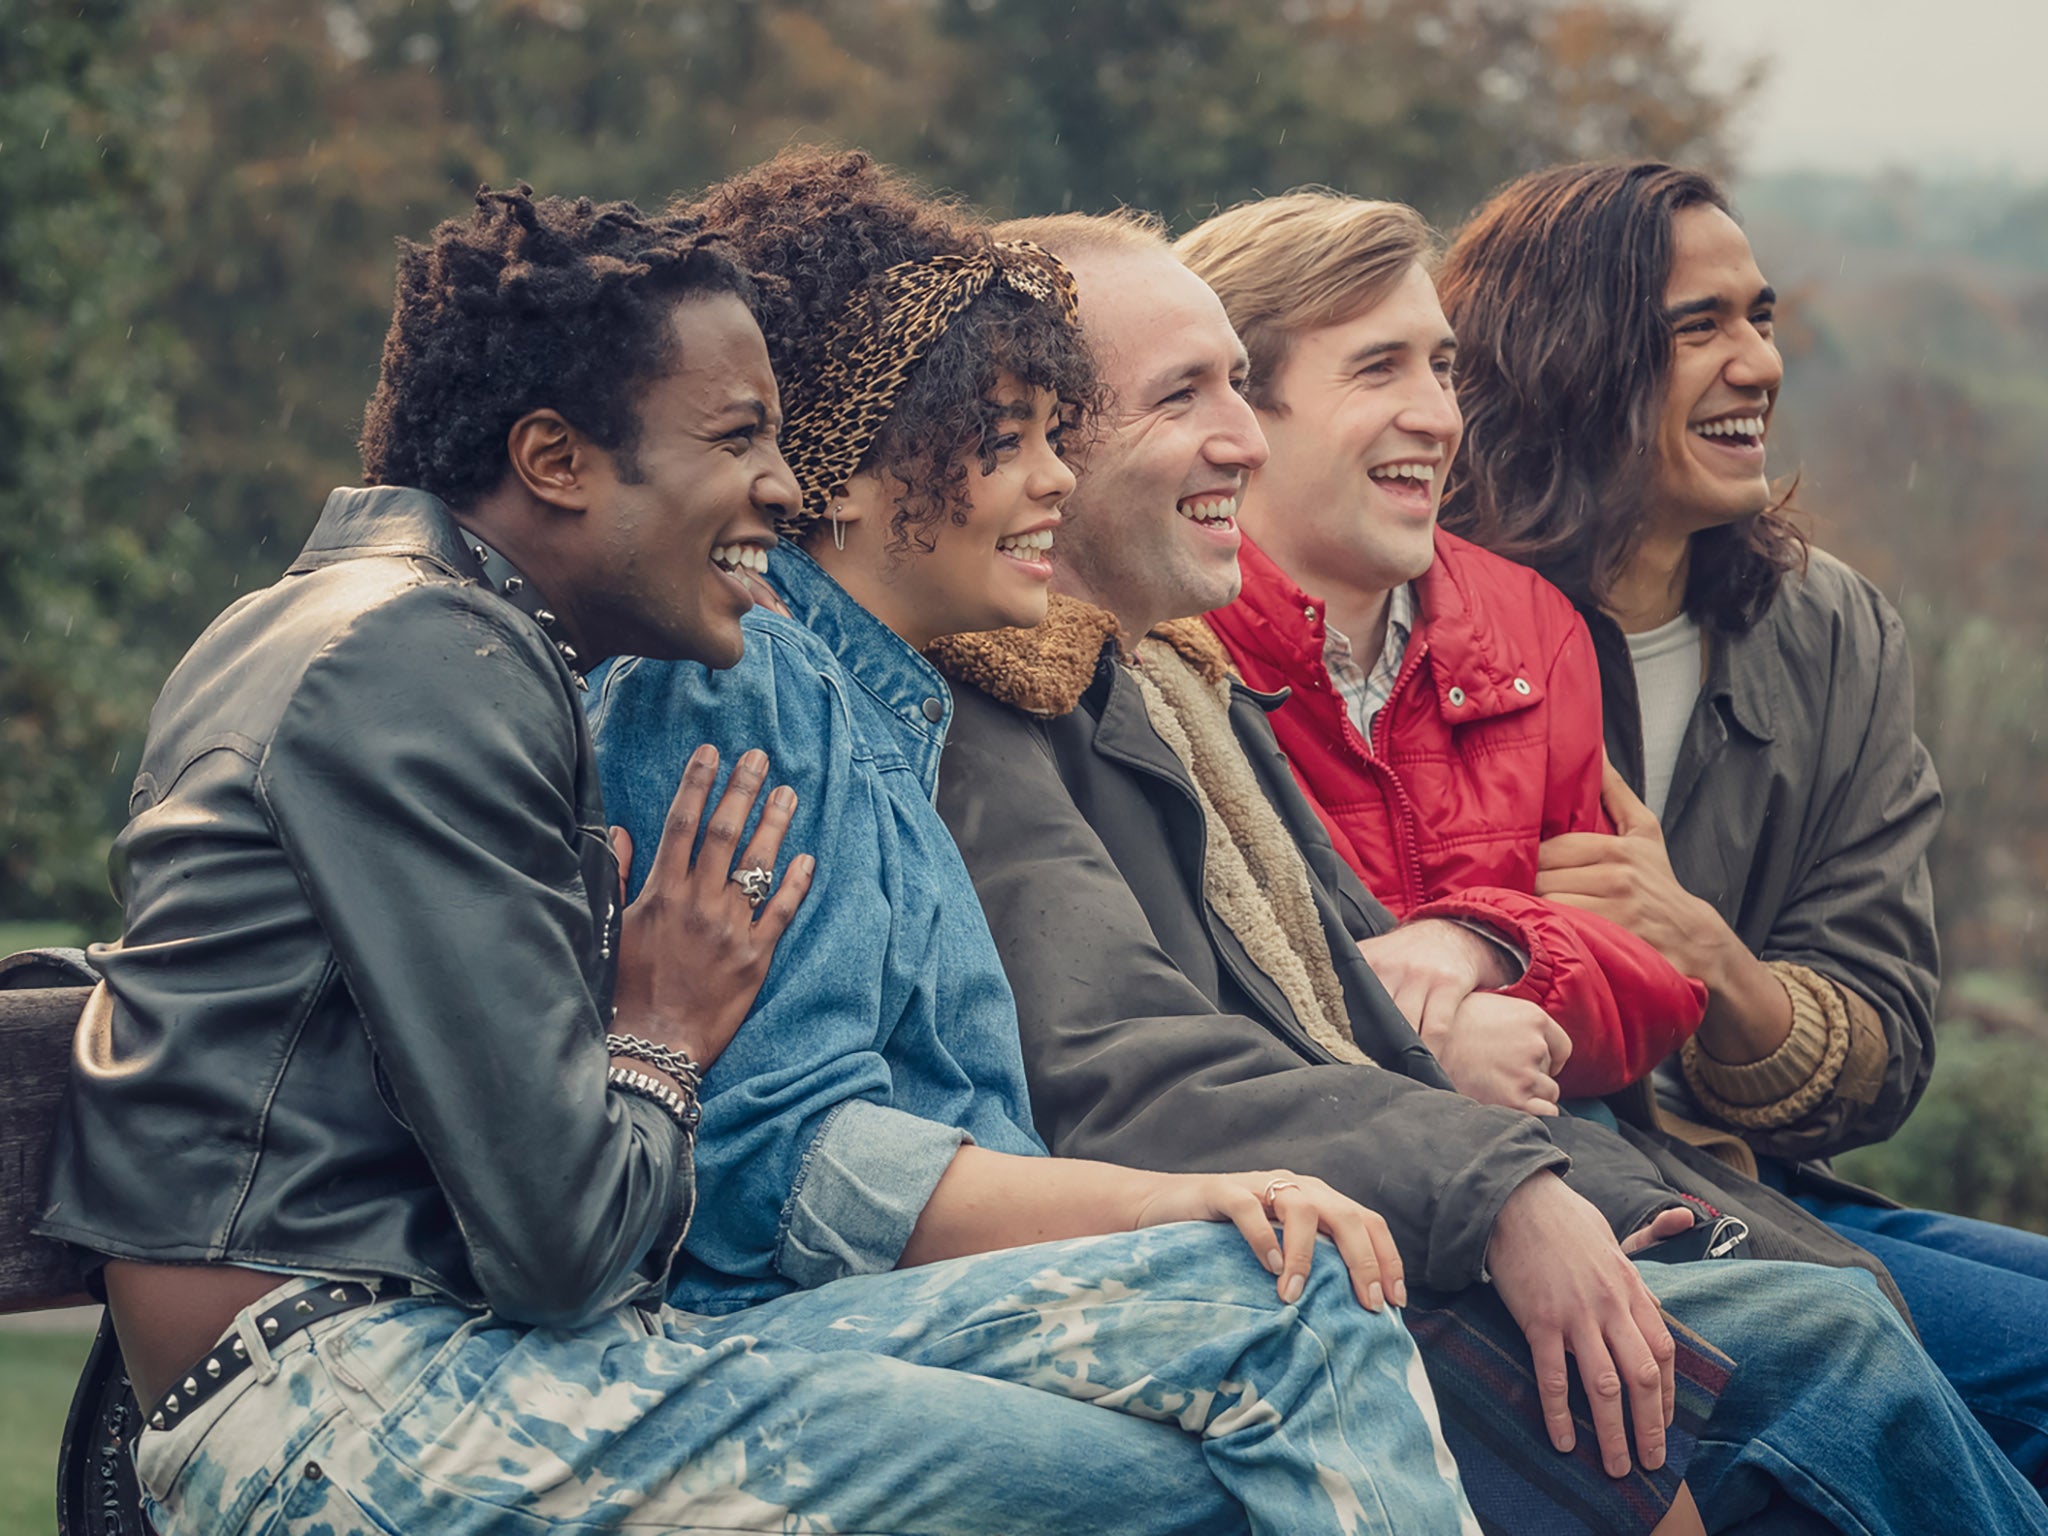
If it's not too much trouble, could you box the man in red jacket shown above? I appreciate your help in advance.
[1178,190,1706,1106]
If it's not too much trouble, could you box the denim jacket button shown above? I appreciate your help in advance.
[921,697,945,723]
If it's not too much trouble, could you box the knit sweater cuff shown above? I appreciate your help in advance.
[1680,962,1850,1129]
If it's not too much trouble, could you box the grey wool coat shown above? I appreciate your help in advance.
[1589,548,1943,1197]
[933,596,1907,1313]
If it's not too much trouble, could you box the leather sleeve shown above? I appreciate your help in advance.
[938,689,1569,1293]
[257,584,689,1327]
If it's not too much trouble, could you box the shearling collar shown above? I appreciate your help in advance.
[927,596,1231,718]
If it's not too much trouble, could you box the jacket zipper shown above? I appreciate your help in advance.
[1327,631,1432,912]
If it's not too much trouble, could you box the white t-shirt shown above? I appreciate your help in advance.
[1626,611,1705,822]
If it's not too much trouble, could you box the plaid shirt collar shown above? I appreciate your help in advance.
[1322,582,1416,746]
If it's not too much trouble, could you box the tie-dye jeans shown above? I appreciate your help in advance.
[134,1222,1478,1536]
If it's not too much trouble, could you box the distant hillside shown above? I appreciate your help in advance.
[1734,171,2048,1009]
[1737,171,2048,277]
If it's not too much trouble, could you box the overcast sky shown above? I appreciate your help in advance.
[1652,0,2048,182]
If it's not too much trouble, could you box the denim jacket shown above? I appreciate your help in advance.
[588,546,1043,1314]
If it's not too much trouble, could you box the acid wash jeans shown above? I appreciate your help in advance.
[134,1223,1479,1536]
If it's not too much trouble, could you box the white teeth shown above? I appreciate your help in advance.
[1368,462,1436,484]
[1693,415,1767,439]
[1176,495,1239,524]
[997,529,1056,555]
[713,545,770,575]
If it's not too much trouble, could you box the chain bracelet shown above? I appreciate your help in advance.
[607,1067,700,1135]
[606,1032,704,1093]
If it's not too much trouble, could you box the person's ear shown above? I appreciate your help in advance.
[809,473,888,554]
[830,474,886,527]
[505,409,594,512]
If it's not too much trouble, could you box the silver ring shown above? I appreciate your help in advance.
[731,866,773,910]
[1260,1177,1301,1213]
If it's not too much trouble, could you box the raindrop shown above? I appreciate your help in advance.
[110,751,122,775]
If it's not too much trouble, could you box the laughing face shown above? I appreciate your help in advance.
[1239,261,1461,598]
[822,375,1075,649]
[1651,205,1783,535]
[1053,249,1269,628]
[578,291,796,669]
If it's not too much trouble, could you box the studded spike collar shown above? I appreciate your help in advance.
[465,536,589,690]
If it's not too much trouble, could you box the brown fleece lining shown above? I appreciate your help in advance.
[926,596,1118,718]
[1128,638,1367,1066]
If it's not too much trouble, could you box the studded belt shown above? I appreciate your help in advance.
[144,1279,392,1432]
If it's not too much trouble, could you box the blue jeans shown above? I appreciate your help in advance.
[1800,1195,2048,1488]
[134,1224,1478,1536]
[1645,1258,2048,1533]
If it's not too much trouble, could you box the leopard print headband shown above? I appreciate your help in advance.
[776,239,1080,538]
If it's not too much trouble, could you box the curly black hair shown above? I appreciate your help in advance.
[360,185,754,508]
[682,149,1101,550]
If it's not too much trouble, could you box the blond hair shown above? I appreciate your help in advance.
[991,208,1169,264]
[1175,190,1436,408]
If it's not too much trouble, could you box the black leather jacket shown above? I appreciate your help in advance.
[36,488,692,1327]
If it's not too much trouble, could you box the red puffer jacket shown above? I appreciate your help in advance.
[1208,529,1705,1095]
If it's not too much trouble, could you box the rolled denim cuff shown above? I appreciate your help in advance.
[775,1100,972,1289]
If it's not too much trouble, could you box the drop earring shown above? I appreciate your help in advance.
[830,502,847,552]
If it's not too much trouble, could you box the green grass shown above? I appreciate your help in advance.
[0,1329,94,1536]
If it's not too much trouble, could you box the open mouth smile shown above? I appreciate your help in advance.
[1177,491,1240,529]
[712,544,770,577]
[995,527,1056,575]
[1691,413,1768,454]
[1367,460,1438,511]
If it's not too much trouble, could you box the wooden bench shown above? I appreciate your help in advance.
[2,983,148,1535]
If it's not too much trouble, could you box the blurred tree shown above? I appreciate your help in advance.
[3,0,1752,932]
[0,0,199,925]
[1835,1016,2048,1236]
[918,0,1752,223]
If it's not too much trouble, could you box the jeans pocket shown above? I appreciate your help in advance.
[317,1298,491,1431]
[137,1392,342,1536]
[245,1445,398,1536]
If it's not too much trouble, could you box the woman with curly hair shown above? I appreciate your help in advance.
[589,149,1482,1534]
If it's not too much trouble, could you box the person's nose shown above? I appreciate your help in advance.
[1727,323,1784,396]
[1208,388,1270,475]
[757,440,802,523]
[1397,373,1463,447]
[1031,438,1077,505]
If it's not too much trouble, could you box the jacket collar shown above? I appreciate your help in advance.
[1583,600,1777,749]
[769,544,957,741]
[1701,617,1778,744]
[1228,528,1542,724]
[290,486,479,579]
[927,596,1231,717]
[289,486,597,680]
